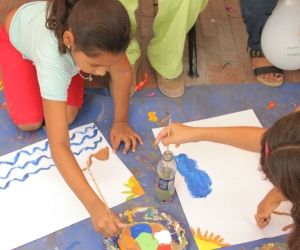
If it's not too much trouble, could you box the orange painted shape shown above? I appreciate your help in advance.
[268,101,275,109]
[121,233,136,248]
[118,238,127,250]
[132,183,145,195]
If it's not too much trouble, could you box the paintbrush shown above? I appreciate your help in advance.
[86,164,118,225]
[166,119,172,172]
[86,165,109,208]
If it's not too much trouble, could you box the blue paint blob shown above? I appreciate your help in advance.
[175,154,212,198]
[130,223,152,239]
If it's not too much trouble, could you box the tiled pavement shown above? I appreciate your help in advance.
[1,0,300,90]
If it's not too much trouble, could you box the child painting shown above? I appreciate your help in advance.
[0,0,144,236]
[155,111,300,250]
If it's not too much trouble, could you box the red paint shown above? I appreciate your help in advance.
[157,245,171,250]
[135,73,149,91]
[268,101,275,109]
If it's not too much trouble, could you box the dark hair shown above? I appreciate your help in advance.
[260,111,300,250]
[46,0,131,56]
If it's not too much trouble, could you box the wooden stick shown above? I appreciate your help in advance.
[166,119,172,171]
[85,164,118,226]
[87,165,109,208]
[166,118,172,154]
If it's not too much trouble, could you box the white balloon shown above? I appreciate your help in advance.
[261,0,300,70]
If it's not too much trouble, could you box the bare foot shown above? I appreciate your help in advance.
[252,57,283,84]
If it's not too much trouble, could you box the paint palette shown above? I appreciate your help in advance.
[103,206,188,250]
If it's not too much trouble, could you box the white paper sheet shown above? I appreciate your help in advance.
[152,110,292,247]
[0,123,144,250]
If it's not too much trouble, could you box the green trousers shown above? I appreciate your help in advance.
[119,0,208,79]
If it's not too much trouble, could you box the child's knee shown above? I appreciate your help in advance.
[17,122,42,132]
[67,106,79,125]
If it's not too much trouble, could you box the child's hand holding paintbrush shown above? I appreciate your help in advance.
[86,164,127,237]
[88,200,127,237]
[155,123,198,147]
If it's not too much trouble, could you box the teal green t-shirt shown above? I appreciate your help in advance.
[9,1,79,101]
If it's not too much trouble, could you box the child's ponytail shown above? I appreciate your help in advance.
[46,0,131,56]
[46,0,79,54]
[288,204,300,250]
[260,111,300,250]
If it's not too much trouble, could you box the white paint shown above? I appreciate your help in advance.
[154,230,172,244]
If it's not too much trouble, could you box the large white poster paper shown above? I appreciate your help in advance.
[152,110,292,248]
[0,123,144,250]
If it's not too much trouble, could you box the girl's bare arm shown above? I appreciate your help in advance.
[155,123,267,153]
[42,99,126,236]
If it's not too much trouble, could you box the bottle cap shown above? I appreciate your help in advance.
[163,150,174,161]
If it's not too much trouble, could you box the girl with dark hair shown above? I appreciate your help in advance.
[155,112,300,250]
[0,0,143,236]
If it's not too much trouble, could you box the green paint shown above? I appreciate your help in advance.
[135,232,159,250]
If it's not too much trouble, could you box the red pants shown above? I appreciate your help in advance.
[0,24,84,124]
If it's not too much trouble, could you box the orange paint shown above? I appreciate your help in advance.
[268,101,275,109]
[132,183,145,195]
[118,238,127,250]
[121,233,136,248]
[191,227,230,248]
[82,146,109,171]
[135,73,149,91]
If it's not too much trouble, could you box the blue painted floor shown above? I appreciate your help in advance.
[1,83,298,250]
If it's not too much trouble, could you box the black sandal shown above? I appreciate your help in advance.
[250,49,283,87]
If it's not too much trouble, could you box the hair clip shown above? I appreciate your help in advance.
[265,141,269,156]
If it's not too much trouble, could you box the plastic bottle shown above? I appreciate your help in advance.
[155,150,177,204]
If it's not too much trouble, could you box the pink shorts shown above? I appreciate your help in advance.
[0,24,84,125]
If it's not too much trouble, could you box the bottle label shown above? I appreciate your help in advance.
[157,177,175,190]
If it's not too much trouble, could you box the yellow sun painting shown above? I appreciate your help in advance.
[121,176,145,201]
[191,227,230,249]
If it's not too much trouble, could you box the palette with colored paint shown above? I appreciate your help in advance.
[103,207,188,250]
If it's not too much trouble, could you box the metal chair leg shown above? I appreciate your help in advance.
[188,24,199,78]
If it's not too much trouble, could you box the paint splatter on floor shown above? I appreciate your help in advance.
[148,111,158,122]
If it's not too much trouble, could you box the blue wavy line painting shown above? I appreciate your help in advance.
[1,123,145,250]
[0,124,103,190]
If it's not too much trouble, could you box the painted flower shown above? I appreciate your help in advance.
[122,176,145,201]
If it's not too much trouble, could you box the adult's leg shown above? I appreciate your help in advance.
[148,0,207,79]
[147,0,207,97]
[115,0,141,97]
[240,0,283,85]
[0,25,43,131]
[118,0,140,65]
